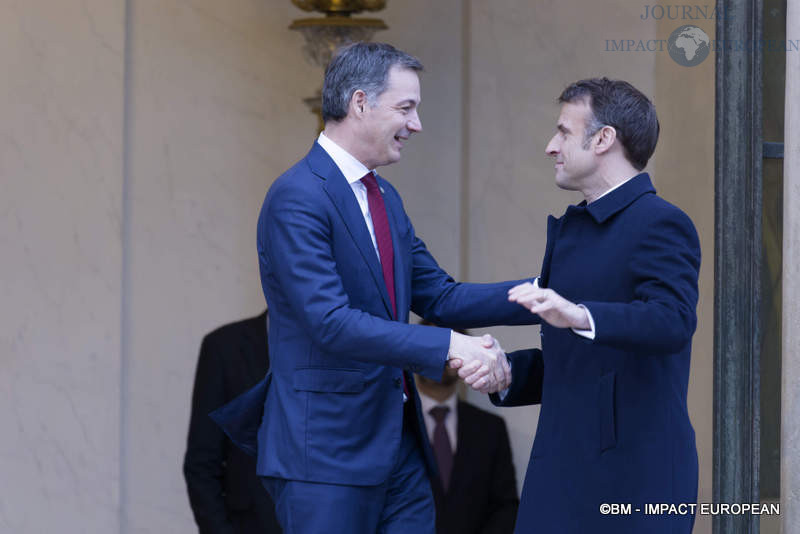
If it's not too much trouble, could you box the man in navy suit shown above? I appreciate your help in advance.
[496,78,701,533]
[247,42,538,534]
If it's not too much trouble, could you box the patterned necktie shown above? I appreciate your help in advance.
[430,406,453,492]
[361,173,396,318]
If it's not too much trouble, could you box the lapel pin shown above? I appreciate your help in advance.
[379,186,385,194]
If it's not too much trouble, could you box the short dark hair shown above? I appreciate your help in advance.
[322,42,423,123]
[558,78,659,171]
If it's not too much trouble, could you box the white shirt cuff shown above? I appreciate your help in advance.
[571,304,596,340]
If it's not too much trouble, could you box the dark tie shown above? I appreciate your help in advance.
[361,173,409,398]
[361,173,396,318]
[430,406,453,492]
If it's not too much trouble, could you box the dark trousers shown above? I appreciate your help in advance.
[261,413,435,534]
[229,503,282,534]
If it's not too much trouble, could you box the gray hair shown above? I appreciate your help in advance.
[582,115,606,149]
[322,42,423,123]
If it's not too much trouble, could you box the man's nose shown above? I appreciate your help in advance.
[545,136,558,156]
[408,111,422,133]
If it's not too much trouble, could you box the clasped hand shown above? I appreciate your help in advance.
[446,331,510,394]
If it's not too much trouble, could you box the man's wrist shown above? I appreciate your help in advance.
[571,303,591,329]
[447,329,464,359]
[571,304,596,340]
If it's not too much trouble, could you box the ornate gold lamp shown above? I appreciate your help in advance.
[290,0,388,130]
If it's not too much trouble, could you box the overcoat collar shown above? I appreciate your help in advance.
[584,172,656,224]
[540,174,655,288]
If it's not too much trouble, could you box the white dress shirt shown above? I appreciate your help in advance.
[317,132,381,260]
[418,390,458,453]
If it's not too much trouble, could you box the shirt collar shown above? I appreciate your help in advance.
[317,132,374,185]
[418,389,459,417]
[584,172,656,224]
[591,174,635,203]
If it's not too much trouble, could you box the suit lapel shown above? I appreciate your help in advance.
[311,145,394,318]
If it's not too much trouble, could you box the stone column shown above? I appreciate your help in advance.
[782,0,800,530]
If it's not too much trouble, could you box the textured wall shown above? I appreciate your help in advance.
[653,11,715,534]
[0,1,125,532]
[122,0,318,531]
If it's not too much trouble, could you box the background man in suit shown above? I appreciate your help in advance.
[415,324,518,534]
[495,78,701,533]
[245,42,539,534]
[183,310,282,534]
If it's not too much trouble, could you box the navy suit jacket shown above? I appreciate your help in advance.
[492,174,701,534]
[213,142,537,488]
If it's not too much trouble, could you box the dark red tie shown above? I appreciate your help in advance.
[361,173,396,318]
[430,406,453,491]
[361,173,410,399]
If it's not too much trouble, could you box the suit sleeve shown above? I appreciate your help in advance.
[490,348,544,407]
[398,210,541,329]
[260,181,538,379]
[378,181,539,329]
[581,208,701,354]
[183,335,235,534]
[480,418,519,534]
[260,182,450,379]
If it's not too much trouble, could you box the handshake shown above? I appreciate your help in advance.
[446,331,510,394]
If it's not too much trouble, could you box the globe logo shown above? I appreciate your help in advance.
[668,25,711,67]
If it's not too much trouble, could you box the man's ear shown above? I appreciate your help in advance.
[350,89,368,117]
[594,125,617,155]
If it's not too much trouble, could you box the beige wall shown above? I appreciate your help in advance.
[653,12,715,534]
[2,0,716,532]
[0,1,125,532]
[123,1,318,530]
[378,0,465,278]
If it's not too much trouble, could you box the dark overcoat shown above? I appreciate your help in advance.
[494,173,701,534]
